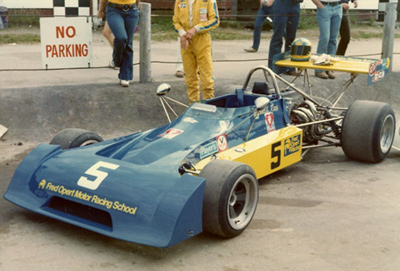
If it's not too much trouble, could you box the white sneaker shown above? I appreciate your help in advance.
[244,47,257,53]
[120,80,129,87]
[109,60,119,70]
[175,70,184,78]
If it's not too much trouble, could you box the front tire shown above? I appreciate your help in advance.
[50,128,103,150]
[199,160,259,238]
[341,100,395,163]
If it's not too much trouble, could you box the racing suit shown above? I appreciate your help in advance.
[173,0,220,103]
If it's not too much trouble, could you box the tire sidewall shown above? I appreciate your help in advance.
[217,167,258,237]
[371,106,395,160]
[201,160,258,238]
[50,128,103,149]
[342,101,395,163]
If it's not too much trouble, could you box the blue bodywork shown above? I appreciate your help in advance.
[4,90,290,247]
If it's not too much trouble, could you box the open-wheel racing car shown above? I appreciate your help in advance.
[4,66,396,248]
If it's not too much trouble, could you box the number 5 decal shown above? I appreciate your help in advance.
[77,161,120,190]
[271,141,281,170]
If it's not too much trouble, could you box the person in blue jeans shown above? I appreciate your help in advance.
[244,0,274,53]
[312,0,342,79]
[268,0,301,76]
[98,0,140,87]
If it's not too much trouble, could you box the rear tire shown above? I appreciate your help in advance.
[199,160,259,238]
[50,128,103,150]
[341,100,395,163]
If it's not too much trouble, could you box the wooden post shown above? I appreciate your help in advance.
[139,2,151,83]
[381,2,397,72]
[232,0,238,18]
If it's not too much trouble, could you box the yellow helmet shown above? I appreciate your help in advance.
[290,38,312,62]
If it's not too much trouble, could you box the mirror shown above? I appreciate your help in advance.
[255,97,270,110]
[156,83,171,96]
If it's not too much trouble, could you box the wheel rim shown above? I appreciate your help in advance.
[380,115,395,153]
[78,139,100,147]
[227,173,258,230]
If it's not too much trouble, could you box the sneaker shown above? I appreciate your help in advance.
[120,80,129,87]
[244,47,257,53]
[326,71,336,79]
[284,70,300,76]
[175,70,184,78]
[109,60,119,70]
[315,72,329,79]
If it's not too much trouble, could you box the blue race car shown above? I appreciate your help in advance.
[4,66,396,247]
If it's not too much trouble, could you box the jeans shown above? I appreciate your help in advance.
[316,5,342,73]
[252,4,274,50]
[106,5,139,81]
[268,0,300,72]
[336,8,350,56]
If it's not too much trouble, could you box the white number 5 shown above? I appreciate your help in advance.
[77,161,120,190]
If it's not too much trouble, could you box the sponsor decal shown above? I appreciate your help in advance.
[269,104,279,112]
[183,117,198,123]
[367,58,389,85]
[199,134,229,159]
[284,135,301,156]
[368,61,377,76]
[38,179,138,216]
[179,3,186,8]
[158,128,183,139]
[265,112,276,133]
[200,8,208,22]
[200,141,218,159]
[217,134,228,152]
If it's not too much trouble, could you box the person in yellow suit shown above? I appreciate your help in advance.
[173,0,220,103]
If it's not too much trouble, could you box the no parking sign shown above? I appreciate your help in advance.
[40,17,92,69]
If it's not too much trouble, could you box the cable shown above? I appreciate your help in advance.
[1,52,399,72]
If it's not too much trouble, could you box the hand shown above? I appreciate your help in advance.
[313,0,324,9]
[185,28,197,40]
[97,10,105,19]
[342,3,349,10]
[180,36,189,50]
[353,0,358,8]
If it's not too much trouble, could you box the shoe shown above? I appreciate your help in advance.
[244,47,257,53]
[326,71,336,79]
[284,70,300,76]
[175,70,184,78]
[315,72,329,79]
[120,80,129,87]
[109,60,119,70]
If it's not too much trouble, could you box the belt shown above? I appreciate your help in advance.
[107,2,135,11]
[321,1,341,6]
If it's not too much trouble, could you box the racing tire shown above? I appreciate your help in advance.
[50,128,103,150]
[199,160,259,238]
[341,100,395,163]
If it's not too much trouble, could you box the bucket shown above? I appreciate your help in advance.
[0,6,8,29]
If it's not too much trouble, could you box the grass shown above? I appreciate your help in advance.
[0,10,398,44]
[0,33,40,44]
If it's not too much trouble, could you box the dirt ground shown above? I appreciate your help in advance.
[0,30,400,271]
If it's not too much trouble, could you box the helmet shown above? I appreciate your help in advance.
[290,38,312,62]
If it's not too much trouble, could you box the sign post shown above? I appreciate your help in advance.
[40,17,92,69]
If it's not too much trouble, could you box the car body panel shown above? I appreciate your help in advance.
[195,126,303,179]
[4,89,301,247]
[5,142,206,248]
